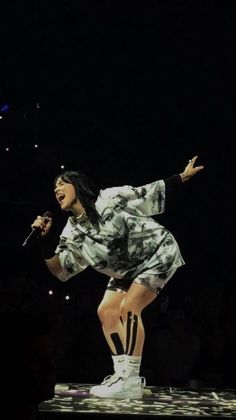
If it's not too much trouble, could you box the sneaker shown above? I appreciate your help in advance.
[90,375,146,399]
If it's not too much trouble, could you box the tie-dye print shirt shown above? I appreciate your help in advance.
[55,177,185,282]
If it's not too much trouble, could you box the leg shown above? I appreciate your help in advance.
[120,268,177,360]
[97,285,156,358]
[121,282,157,357]
[90,270,176,398]
[97,281,157,356]
[90,284,156,398]
[97,290,126,355]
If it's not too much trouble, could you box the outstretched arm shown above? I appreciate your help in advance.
[99,156,204,217]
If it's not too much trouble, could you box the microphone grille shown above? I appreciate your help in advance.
[43,211,53,218]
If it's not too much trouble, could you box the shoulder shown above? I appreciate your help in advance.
[96,186,134,204]
[98,186,125,199]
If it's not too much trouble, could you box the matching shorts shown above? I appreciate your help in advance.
[106,268,177,295]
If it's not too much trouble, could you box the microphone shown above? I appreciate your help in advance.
[22,211,53,247]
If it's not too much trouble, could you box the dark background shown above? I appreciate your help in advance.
[0,1,235,388]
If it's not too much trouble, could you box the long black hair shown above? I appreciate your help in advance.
[54,171,102,228]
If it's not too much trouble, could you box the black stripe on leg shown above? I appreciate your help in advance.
[128,314,138,356]
[125,311,132,354]
[110,332,124,355]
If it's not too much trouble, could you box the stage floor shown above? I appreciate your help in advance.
[38,383,236,419]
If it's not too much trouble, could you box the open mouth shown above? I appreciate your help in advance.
[57,194,65,203]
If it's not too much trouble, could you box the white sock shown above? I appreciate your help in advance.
[112,354,125,377]
[124,355,142,378]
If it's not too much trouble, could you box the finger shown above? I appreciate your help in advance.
[37,215,52,225]
[195,165,204,171]
[187,156,197,166]
[31,222,42,229]
[32,216,46,229]
[44,216,52,225]
[192,155,198,164]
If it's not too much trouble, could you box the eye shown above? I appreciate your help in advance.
[56,180,64,188]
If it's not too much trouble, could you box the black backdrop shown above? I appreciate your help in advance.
[0,2,235,387]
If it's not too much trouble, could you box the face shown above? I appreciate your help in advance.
[54,177,78,211]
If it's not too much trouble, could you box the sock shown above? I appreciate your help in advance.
[112,354,125,377]
[124,355,142,378]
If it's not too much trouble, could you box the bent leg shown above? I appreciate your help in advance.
[97,283,157,357]
[121,283,157,357]
[91,272,175,397]
[90,283,157,397]
[97,290,126,355]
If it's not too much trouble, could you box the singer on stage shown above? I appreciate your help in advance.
[31,155,204,399]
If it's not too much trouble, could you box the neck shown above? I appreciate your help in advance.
[71,201,86,217]
[77,210,86,219]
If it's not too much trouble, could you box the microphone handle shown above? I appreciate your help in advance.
[22,227,41,247]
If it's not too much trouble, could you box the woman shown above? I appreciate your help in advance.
[32,155,204,399]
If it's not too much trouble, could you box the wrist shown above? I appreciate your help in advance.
[179,172,189,182]
[39,235,55,260]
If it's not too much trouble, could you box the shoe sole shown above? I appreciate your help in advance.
[90,390,143,399]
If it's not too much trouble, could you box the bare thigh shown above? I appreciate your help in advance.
[121,282,157,314]
[99,289,126,311]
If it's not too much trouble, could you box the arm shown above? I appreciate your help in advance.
[100,156,204,217]
[45,255,64,277]
[31,214,59,276]
[31,216,88,282]
[36,226,72,281]
[99,180,166,216]
[40,237,88,282]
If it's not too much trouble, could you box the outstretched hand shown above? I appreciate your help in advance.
[180,155,204,182]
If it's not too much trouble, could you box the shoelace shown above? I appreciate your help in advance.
[102,374,146,388]
[101,373,121,385]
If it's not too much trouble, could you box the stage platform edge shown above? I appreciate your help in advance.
[38,382,236,419]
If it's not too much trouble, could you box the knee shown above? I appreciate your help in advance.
[120,300,132,319]
[120,299,141,318]
[97,303,121,324]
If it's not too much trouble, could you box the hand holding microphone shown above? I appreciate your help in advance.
[22,211,53,247]
[31,211,53,236]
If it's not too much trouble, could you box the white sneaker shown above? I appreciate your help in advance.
[90,374,146,399]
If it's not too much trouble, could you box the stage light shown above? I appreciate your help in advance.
[65,295,70,301]
[48,290,53,295]
[5,147,10,152]
[34,144,39,148]
[60,164,65,169]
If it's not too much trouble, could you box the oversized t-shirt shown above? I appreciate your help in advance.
[55,175,185,282]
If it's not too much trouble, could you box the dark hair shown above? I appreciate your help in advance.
[54,171,102,227]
